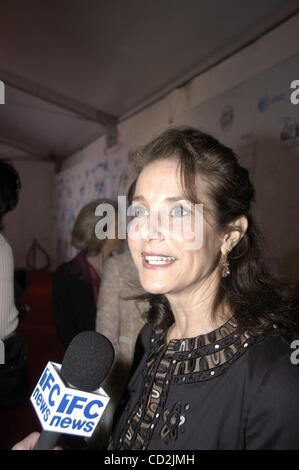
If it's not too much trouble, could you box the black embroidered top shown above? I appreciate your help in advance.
[111,318,299,450]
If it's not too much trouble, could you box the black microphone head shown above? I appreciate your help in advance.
[60,331,114,392]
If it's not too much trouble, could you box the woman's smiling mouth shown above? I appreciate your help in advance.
[142,251,177,268]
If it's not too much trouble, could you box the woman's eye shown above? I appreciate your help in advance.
[131,205,148,217]
[170,205,190,217]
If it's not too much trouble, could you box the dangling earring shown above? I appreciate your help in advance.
[221,251,231,278]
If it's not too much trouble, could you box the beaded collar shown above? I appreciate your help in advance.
[148,315,263,384]
[118,317,271,450]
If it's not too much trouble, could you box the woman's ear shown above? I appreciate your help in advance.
[220,215,248,255]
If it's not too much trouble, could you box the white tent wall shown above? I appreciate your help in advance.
[62,13,299,170]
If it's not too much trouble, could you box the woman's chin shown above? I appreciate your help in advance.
[141,280,169,295]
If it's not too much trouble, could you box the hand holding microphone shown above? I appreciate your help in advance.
[12,331,114,450]
[12,432,61,450]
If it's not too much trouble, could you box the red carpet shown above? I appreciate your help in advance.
[0,272,65,450]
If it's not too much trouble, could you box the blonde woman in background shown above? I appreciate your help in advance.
[51,199,122,350]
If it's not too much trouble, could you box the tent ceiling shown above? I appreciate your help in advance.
[0,0,298,163]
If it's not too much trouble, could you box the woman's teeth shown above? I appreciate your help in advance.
[145,255,176,265]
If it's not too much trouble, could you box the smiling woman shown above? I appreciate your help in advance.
[126,126,297,336]
[128,157,225,331]
[11,126,299,451]
[110,126,299,450]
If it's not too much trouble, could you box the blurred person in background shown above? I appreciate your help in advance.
[51,199,122,350]
[0,161,28,410]
[0,161,21,342]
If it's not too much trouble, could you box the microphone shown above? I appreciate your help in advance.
[31,331,114,450]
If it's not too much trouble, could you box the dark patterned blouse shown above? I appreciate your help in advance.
[111,317,299,450]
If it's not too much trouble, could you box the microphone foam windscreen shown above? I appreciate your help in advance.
[60,331,115,392]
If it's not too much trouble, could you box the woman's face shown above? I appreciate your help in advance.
[128,158,222,296]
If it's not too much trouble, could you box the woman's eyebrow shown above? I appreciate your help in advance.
[132,195,187,203]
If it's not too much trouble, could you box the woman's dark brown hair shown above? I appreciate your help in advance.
[131,126,299,336]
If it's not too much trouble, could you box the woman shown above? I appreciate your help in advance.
[13,126,299,450]
[51,199,123,349]
[110,126,299,450]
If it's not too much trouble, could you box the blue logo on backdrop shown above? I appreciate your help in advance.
[258,92,284,113]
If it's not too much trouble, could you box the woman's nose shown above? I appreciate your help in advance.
[144,211,165,241]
